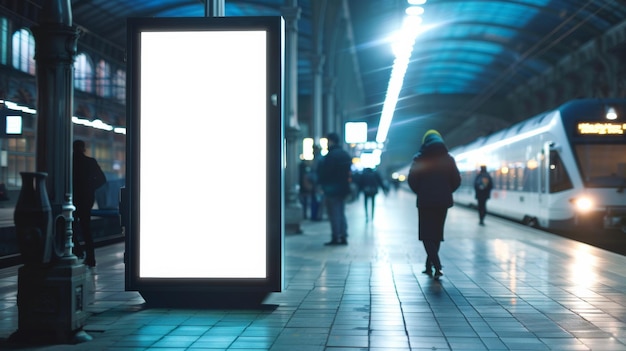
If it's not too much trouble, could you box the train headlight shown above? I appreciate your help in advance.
[571,196,594,213]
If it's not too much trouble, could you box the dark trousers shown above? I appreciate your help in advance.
[423,240,442,271]
[363,194,376,220]
[74,204,95,265]
[418,207,448,271]
[300,192,321,220]
[326,195,347,241]
[477,198,488,223]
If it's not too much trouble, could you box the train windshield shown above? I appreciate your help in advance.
[574,144,626,188]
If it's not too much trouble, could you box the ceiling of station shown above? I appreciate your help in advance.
[5,0,626,169]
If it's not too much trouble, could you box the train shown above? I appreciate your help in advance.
[449,98,626,232]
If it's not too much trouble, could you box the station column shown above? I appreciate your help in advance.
[282,0,303,234]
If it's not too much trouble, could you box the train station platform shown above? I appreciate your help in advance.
[1,189,626,350]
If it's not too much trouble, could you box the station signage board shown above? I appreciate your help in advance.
[577,122,626,135]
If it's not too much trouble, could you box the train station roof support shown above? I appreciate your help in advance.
[1,0,625,168]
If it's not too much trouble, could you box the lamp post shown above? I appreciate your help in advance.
[10,0,90,344]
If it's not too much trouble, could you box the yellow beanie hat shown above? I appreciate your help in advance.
[422,129,442,144]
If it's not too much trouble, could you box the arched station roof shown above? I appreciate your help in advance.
[4,0,626,166]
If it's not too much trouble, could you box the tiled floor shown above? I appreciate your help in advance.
[1,189,626,350]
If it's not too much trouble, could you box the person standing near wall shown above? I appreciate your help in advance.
[73,139,107,267]
[408,130,461,280]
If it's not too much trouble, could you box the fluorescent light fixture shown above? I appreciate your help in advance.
[376,14,422,143]
[405,6,424,16]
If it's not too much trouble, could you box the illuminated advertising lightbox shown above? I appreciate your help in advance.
[5,115,22,135]
[345,122,367,143]
[125,17,283,296]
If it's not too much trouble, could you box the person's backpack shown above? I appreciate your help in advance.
[475,174,490,191]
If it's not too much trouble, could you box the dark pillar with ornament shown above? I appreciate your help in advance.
[10,0,90,344]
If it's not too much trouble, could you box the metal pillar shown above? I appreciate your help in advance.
[312,54,325,142]
[205,0,225,17]
[324,77,336,138]
[282,1,303,234]
[10,0,90,344]
[311,0,327,142]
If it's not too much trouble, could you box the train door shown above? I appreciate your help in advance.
[540,142,550,198]
[534,142,553,226]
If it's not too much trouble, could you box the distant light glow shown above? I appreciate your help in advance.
[405,6,424,16]
[301,137,314,160]
[320,137,328,156]
[572,196,594,213]
[407,0,427,4]
[345,122,368,143]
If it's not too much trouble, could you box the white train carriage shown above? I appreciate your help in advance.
[450,99,626,231]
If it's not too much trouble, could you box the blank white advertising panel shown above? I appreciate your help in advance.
[126,17,283,293]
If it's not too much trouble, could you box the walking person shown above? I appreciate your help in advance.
[474,165,493,226]
[408,130,461,279]
[73,140,107,267]
[317,132,352,245]
[358,167,388,221]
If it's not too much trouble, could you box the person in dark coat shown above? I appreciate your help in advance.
[408,130,461,279]
[317,132,352,245]
[474,165,493,226]
[358,167,388,221]
[73,140,107,267]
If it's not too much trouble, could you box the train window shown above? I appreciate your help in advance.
[509,165,516,190]
[549,151,573,193]
[516,167,524,191]
[523,167,539,192]
[574,144,626,188]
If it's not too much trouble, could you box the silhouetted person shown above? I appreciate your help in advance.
[299,159,316,219]
[358,167,388,221]
[408,130,460,280]
[317,132,352,245]
[474,165,493,226]
[73,140,106,267]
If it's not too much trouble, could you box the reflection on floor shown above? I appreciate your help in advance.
[1,189,626,350]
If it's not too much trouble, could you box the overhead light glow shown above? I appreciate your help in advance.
[405,6,424,16]
[0,98,125,133]
[407,0,427,5]
[376,14,423,143]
